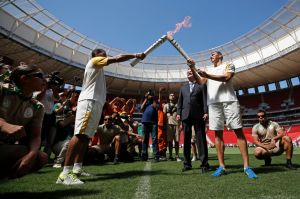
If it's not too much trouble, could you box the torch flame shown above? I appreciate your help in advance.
[167,16,192,37]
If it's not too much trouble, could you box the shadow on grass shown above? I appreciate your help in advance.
[85,169,165,182]
[34,169,57,175]
[215,163,299,174]
[208,155,218,160]
[0,189,101,199]
[253,163,299,174]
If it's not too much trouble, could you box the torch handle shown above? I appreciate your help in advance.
[130,58,141,67]
[167,36,190,60]
[130,35,168,67]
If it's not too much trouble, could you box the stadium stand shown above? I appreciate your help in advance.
[1,0,300,149]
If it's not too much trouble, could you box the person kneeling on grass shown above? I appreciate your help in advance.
[252,110,296,169]
[90,115,124,164]
[0,65,48,179]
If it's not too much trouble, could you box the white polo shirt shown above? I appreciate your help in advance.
[206,63,238,105]
[78,56,108,104]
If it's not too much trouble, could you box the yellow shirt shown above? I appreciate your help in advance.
[78,56,108,103]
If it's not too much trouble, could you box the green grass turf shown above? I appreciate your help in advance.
[0,148,299,199]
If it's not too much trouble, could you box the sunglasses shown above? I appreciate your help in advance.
[28,72,44,79]
[257,114,265,118]
[104,118,112,121]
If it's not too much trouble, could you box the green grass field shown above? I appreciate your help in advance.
[0,148,299,199]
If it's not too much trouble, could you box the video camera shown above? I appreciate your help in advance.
[146,89,153,96]
[48,71,64,87]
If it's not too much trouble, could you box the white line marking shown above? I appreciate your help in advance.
[134,162,151,199]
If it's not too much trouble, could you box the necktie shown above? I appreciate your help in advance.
[189,82,194,93]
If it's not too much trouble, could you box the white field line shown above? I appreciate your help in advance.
[134,162,151,199]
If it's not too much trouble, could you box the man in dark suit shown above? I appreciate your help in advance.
[177,69,210,173]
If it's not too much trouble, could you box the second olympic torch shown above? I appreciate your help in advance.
[130,35,168,67]
[166,35,190,60]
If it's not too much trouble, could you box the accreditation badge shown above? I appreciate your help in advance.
[24,107,33,118]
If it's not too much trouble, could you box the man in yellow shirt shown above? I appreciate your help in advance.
[56,49,145,185]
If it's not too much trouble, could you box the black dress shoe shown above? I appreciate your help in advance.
[182,166,192,172]
[201,166,211,173]
[286,163,297,170]
[200,164,211,173]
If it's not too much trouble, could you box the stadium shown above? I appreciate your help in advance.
[0,0,299,198]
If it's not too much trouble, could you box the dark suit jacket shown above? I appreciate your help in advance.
[177,83,208,121]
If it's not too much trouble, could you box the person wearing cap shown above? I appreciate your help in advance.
[0,64,48,179]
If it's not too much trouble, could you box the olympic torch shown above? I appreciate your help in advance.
[130,35,168,67]
[166,35,190,60]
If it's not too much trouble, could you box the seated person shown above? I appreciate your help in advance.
[119,118,143,161]
[0,64,48,178]
[90,115,124,164]
[126,119,143,157]
[252,110,296,169]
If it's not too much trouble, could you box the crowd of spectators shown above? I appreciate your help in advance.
[0,61,145,179]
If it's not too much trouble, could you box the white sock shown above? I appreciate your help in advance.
[62,166,72,175]
[73,162,83,172]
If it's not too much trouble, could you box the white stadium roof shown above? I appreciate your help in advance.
[0,0,300,95]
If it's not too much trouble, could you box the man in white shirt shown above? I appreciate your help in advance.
[187,51,257,179]
[56,49,145,185]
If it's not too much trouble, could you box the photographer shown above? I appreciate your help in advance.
[140,89,160,161]
[0,63,12,83]
[52,91,78,168]
[34,71,64,157]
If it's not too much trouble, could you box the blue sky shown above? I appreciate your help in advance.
[37,0,287,56]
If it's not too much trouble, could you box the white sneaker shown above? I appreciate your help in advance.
[56,172,68,184]
[62,173,84,185]
[191,156,197,161]
[159,156,167,161]
[73,169,93,177]
[176,157,182,162]
[53,163,62,168]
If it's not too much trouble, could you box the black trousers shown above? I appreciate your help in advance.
[182,119,208,167]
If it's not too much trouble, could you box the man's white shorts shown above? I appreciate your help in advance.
[74,99,103,137]
[208,101,243,131]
